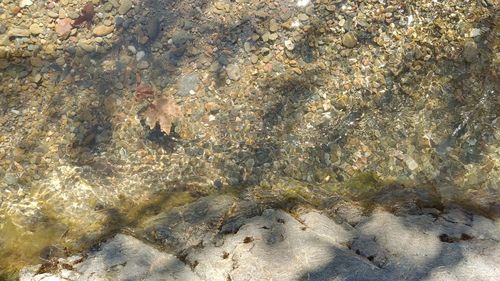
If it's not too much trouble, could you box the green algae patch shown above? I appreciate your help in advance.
[0,190,200,280]
[328,171,386,199]
[122,191,196,226]
[320,171,405,200]
[251,178,326,208]
[0,216,69,280]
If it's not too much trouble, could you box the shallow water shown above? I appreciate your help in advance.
[0,0,499,278]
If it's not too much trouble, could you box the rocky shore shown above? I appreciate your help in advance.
[0,0,498,278]
[20,195,500,281]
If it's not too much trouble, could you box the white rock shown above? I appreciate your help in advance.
[470,28,482,37]
[403,155,419,170]
[296,0,310,7]
[284,39,295,51]
[19,0,33,8]
[136,50,145,61]
[127,45,136,54]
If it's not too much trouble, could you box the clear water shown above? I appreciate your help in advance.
[0,0,498,278]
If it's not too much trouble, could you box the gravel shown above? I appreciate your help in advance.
[0,0,498,278]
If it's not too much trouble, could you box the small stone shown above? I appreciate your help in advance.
[44,43,57,55]
[47,11,59,18]
[262,32,270,42]
[30,57,44,67]
[32,73,42,83]
[342,32,358,48]
[268,33,278,41]
[29,23,43,35]
[226,63,241,80]
[93,25,114,36]
[137,60,149,69]
[8,28,30,38]
[269,19,279,32]
[19,0,33,8]
[127,45,137,54]
[11,6,21,15]
[136,50,145,61]
[115,16,125,27]
[118,0,133,15]
[214,1,225,10]
[146,17,160,40]
[4,174,18,185]
[244,41,252,52]
[55,57,65,66]
[0,35,9,46]
[78,39,95,52]
[284,39,295,51]
[204,102,220,113]
[55,18,73,37]
[177,73,200,96]
[399,154,419,171]
[250,54,259,64]
[298,13,309,21]
[463,41,478,63]
[469,28,481,37]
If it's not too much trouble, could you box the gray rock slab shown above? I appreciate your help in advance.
[140,195,260,250]
[20,234,200,281]
[20,205,500,281]
[351,209,500,280]
[186,209,384,281]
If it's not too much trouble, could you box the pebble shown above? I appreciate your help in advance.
[204,102,220,114]
[298,13,309,21]
[103,2,114,12]
[30,57,44,67]
[47,11,59,18]
[137,60,149,69]
[0,35,9,46]
[4,174,18,185]
[55,18,73,37]
[109,0,120,8]
[462,41,478,63]
[29,24,43,36]
[115,16,125,27]
[19,0,33,8]
[268,33,278,41]
[402,155,419,171]
[226,63,241,80]
[262,32,270,42]
[243,41,252,52]
[128,45,137,53]
[136,51,145,61]
[177,73,200,96]
[469,28,481,37]
[342,32,358,48]
[78,39,95,52]
[32,73,42,83]
[118,0,133,15]
[44,43,56,55]
[269,19,279,33]
[8,28,30,37]
[93,25,114,36]
[146,17,160,40]
[284,39,295,51]
[55,57,65,66]
[250,54,259,64]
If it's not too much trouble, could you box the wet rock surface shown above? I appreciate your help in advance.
[19,195,500,281]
